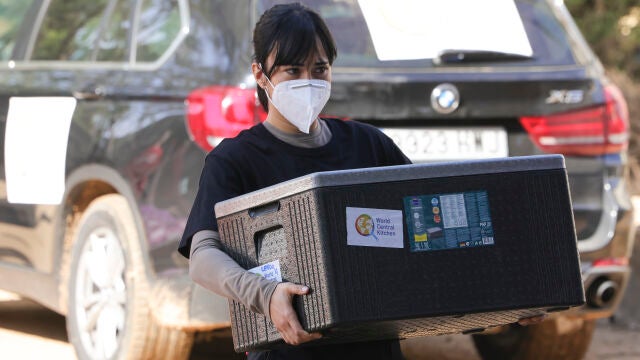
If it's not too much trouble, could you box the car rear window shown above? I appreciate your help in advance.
[257,0,576,68]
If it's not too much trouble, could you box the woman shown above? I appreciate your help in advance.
[179,3,410,358]
[179,3,546,359]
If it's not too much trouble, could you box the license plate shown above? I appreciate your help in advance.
[381,127,508,162]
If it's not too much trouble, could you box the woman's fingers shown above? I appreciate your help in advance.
[269,283,322,345]
[283,315,322,345]
[518,314,548,326]
[280,322,322,345]
[290,283,310,295]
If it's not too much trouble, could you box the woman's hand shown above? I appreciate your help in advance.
[269,282,322,345]
[517,314,547,326]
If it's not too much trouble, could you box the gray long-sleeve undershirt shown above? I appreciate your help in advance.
[189,229,278,318]
[188,119,331,319]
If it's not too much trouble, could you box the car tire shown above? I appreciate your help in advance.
[65,194,194,360]
[471,316,595,360]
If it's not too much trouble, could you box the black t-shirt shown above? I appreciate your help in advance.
[178,117,410,257]
[179,118,409,359]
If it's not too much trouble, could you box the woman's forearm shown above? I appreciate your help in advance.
[189,230,278,319]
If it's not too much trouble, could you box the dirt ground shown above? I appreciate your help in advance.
[0,291,639,360]
[399,320,640,360]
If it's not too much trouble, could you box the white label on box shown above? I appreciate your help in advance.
[248,260,282,282]
[346,207,404,248]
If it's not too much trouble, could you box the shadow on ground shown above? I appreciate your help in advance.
[0,298,68,342]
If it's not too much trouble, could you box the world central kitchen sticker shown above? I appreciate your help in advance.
[346,207,404,248]
[404,190,495,252]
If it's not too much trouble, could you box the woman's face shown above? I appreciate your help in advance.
[265,47,332,86]
[253,41,332,132]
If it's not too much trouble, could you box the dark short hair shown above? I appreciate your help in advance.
[253,2,337,111]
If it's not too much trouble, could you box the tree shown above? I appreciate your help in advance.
[566,0,640,79]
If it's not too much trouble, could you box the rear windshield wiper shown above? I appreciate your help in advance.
[434,49,532,64]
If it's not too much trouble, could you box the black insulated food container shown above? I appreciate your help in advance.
[215,155,585,352]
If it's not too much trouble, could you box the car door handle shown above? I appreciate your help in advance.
[73,86,106,100]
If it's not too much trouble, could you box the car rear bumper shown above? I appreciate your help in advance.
[571,183,637,319]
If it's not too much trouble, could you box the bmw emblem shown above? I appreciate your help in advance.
[431,83,460,114]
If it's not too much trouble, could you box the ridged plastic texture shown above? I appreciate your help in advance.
[217,156,584,352]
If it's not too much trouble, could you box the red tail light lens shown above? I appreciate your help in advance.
[519,84,629,156]
[592,257,629,267]
[186,86,267,152]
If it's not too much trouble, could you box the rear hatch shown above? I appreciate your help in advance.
[258,0,630,245]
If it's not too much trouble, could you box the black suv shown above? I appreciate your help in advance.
[0,1,635,359]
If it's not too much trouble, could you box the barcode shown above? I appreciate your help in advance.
[440,193,468,229]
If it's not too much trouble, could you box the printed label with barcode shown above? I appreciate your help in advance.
[404,190,495,252]
[440,193,469,229]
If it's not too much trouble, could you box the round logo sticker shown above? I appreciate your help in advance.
[355,214,374,236]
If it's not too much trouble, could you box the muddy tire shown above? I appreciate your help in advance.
[472,317,595,360]
[65,194,193,360]
[142,320,194,359]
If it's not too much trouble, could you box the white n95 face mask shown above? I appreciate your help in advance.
[264,78,331,134]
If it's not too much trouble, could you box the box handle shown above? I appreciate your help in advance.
[248,201,280,218]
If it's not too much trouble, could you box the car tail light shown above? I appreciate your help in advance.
[592,257,629,267]
[519,84,629,156]
[186,86,267,152]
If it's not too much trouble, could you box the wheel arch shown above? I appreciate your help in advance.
[56,164,154,314]
[57,164,230,332]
